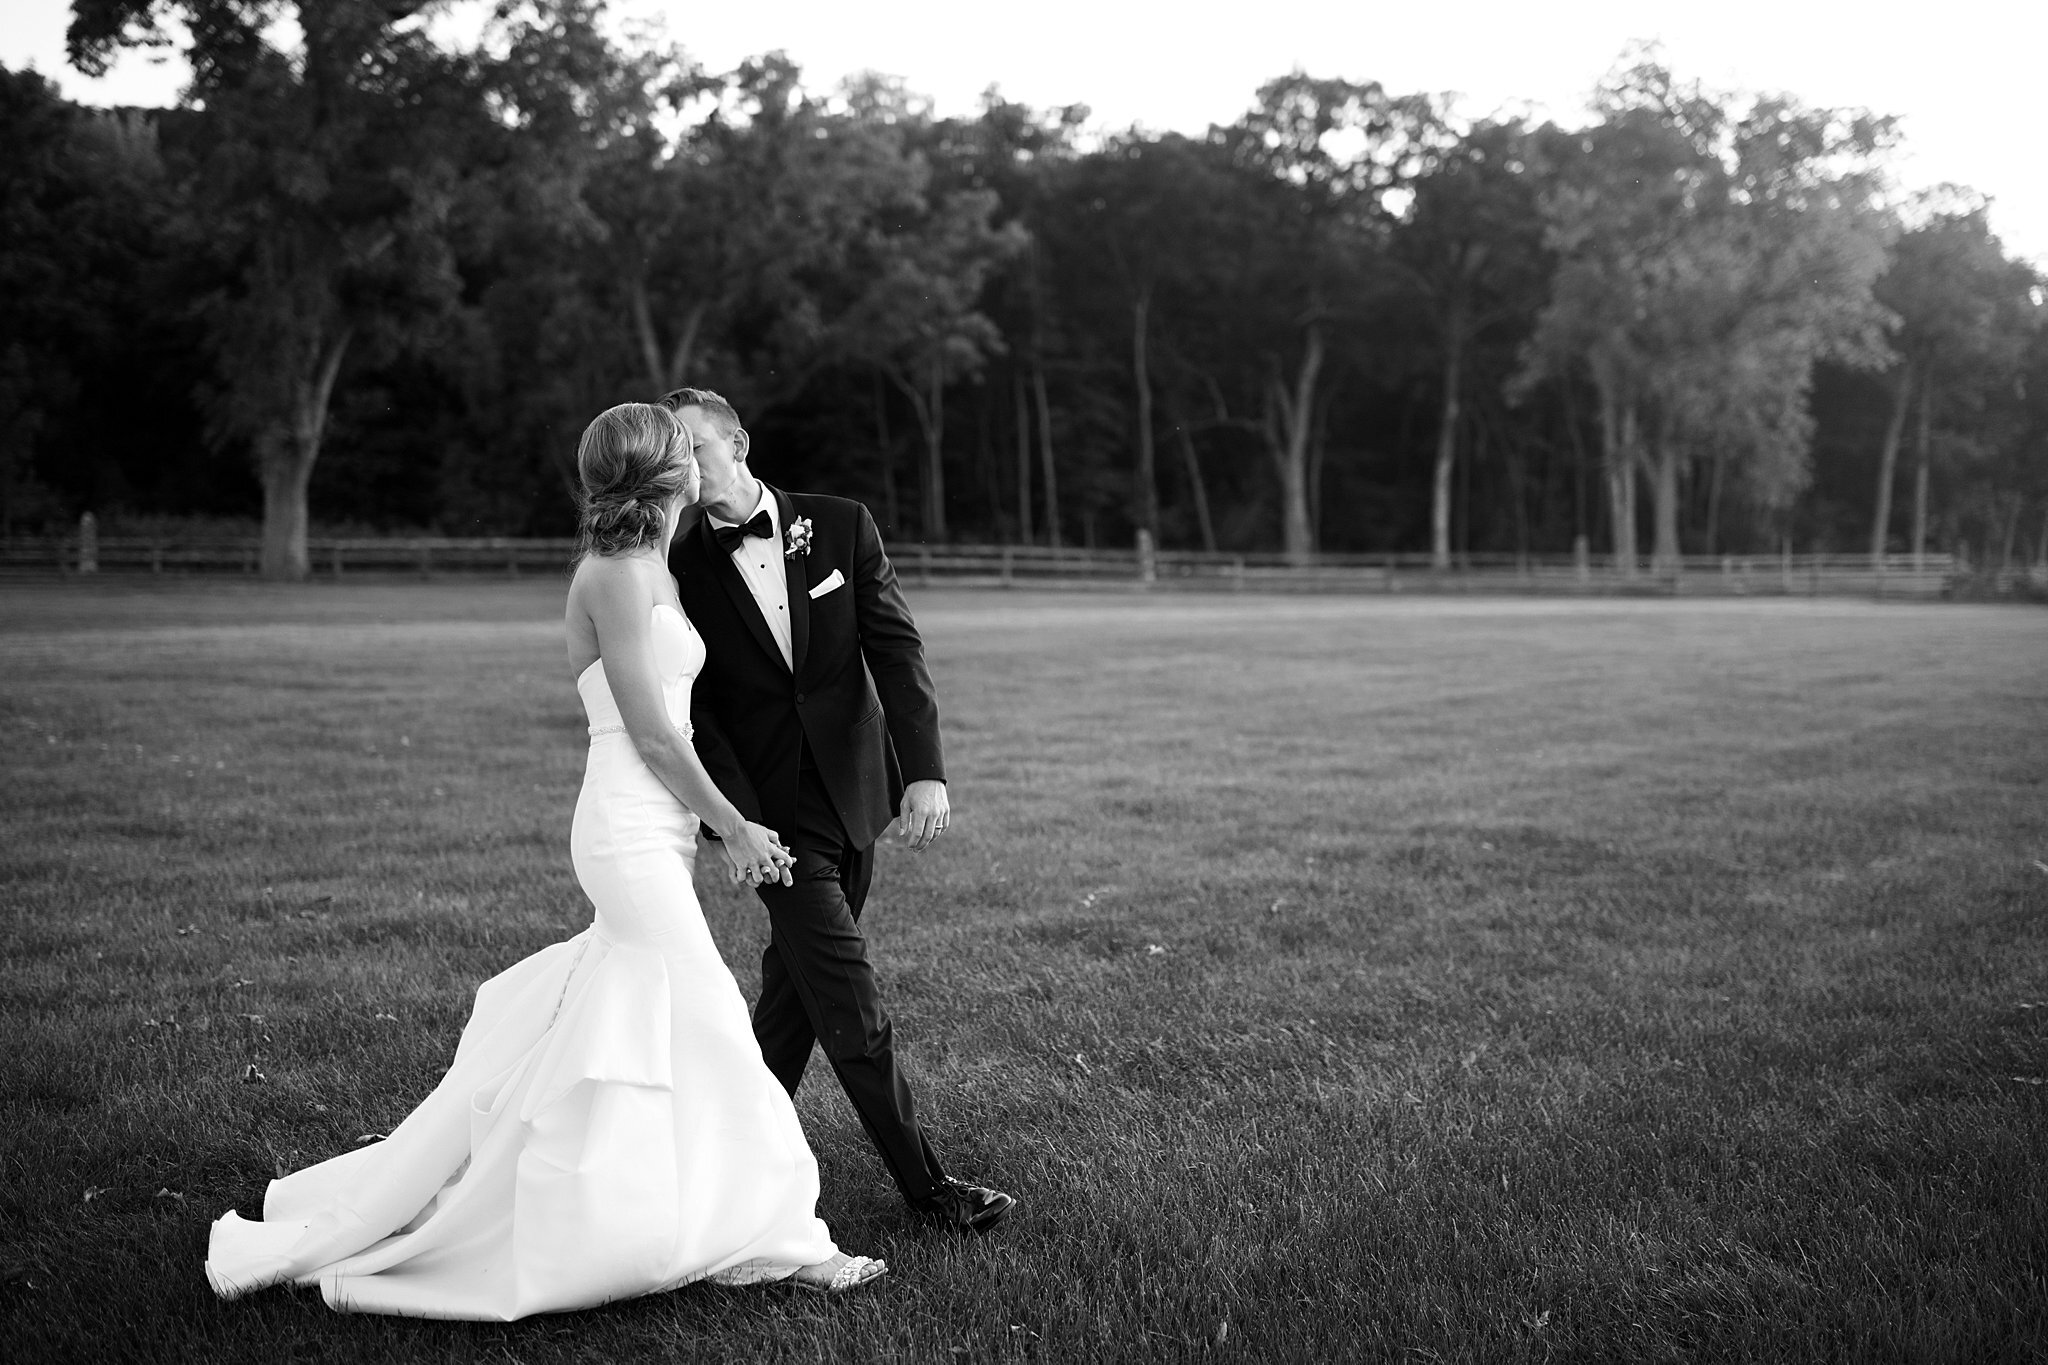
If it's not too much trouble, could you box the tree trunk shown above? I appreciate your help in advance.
[1013,371,1033,545]
[1309,390,1331,547]
[259,428,313,580]
[1033,363,1060,550]
[1650,420,1681,576]
[1172,421,1217,553]
[1911,371,1932,573]
[1870,364,1912,570]
[629,278,704,397]
[922,355,947,542]
[1613,451,1637,577]
[260,327,351,581]
[1455,397,1472,565]
[1267,323,1325,566]
[1500,416,1531,562]
[1131,291,1159,540]
[1594,378,1638,578]
[662,303,705,393]
[872,371,898,537]
[975,385,997,530]
[2002,495,2021,570]
[629,276,664,394]
[1704,443,1727,556]
[887,361,947,542]
[1430,315,1465,571]
[1562,376,1590,548]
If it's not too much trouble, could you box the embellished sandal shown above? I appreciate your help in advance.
[788,1253,888,1294]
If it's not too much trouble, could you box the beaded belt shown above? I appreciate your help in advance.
[587,721,694,741]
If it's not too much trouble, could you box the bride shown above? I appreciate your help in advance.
[204,403,885,1317]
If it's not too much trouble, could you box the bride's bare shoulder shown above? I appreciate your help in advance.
[568,553,662,619]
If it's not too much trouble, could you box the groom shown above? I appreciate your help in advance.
[660,387,1014,1233]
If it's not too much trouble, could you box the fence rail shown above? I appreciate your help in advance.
[0,534,1993,598]
[888,543,1968,597]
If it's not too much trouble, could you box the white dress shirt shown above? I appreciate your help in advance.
[708,484,793,671]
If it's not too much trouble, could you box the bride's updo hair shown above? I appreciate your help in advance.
[575,403,695,559]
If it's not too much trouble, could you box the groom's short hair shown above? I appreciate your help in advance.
[658,387,742,436]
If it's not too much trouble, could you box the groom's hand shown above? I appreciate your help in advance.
[896,779,949,851]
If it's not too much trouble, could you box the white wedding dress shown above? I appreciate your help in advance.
[205,604,839,1318]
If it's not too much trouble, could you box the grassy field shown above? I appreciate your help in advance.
[2,579,2044,1363]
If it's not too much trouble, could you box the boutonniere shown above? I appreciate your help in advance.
[784,516,814,558]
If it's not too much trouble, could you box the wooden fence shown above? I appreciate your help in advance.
[884,544,1969,598]
[0,535,581,578]
[0,533,1992,598]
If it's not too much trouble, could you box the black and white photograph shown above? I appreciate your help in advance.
[2,0,2044,1360]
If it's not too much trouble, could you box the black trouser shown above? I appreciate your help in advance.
[753,756,946,1205]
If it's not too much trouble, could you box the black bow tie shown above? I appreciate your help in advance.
[713,511,775,555]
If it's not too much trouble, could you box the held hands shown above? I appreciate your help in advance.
[895,779,950,851]
[720,820,795,888]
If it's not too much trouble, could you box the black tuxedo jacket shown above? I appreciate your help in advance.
[669,486,944,850]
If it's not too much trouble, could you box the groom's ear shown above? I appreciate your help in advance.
[731,427,751,464]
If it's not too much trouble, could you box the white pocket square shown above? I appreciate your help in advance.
[808,569,846,599]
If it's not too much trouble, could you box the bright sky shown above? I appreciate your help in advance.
[5,0,2044,267]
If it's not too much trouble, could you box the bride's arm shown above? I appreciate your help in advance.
[581,560,791,881]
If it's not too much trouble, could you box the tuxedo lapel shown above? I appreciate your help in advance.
[773,486,811,680]
[696,512,787,672]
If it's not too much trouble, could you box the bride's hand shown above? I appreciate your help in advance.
[723,821,794,888]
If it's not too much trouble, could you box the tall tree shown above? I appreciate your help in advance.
[1037,134,1234,546]
[592,61,935,409]
[0,67,181,532]
[835,182,1026,541]
[1520,59,1891,574]
[1220,74,1438,563]
[1868,202,2039,569]
[923,93,1086,546]
[71,0,483,577]
[1393,117,1549,570]
[489,0,698,401]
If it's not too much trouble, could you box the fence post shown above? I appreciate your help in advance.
[78,512,99,574]
[1136,528,1156,585]
[919,544,931,587]
[1781,540,1793,595]
[1000,545,1013,586]
[418,542,432,578]
[150,540,163,574]
[330,543,344,578]
[1232,556,1245,591]
[1573,535,1590,587]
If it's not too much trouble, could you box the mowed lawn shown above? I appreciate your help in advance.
[2,579,2045,1364]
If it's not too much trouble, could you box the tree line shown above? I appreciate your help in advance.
[5,0,2044,578]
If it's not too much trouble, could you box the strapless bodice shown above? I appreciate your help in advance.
[575,604,704,741]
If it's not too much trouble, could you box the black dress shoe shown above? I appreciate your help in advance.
[912,1177,1015,1232]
